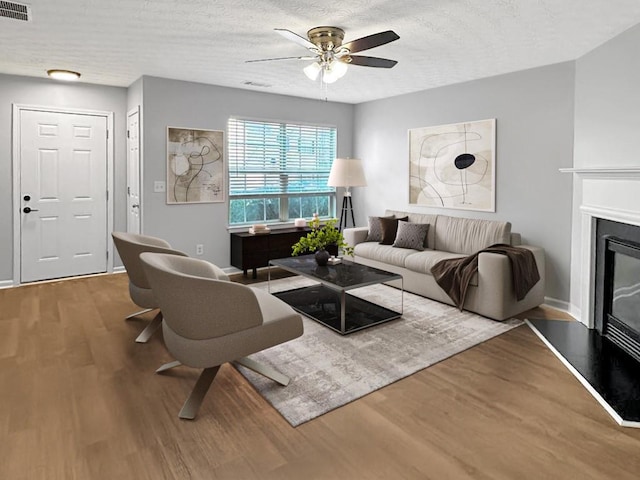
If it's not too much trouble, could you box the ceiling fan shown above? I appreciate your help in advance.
[247,26,400,84]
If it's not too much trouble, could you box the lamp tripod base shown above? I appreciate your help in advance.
[338,194,356,231]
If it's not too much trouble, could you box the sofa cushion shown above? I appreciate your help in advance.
[404,250,478,286]
[379,216,408,245]
[365,215,394,242]
[392,221,429,250]
[385,210,437,248]
[434,215,511,255]
[353,242,417,268]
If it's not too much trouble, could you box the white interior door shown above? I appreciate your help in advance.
[127,108,141,234]
[19,109,108,283]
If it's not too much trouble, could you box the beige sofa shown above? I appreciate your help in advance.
[343,210,545,321]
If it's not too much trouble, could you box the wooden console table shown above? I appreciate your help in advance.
[230,227,311,278]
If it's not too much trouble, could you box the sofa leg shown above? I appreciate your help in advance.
[235,357,290,386]
[179,366,220,420]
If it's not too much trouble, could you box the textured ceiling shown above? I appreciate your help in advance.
[1,0,640,103]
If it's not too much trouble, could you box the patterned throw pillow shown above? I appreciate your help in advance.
[365,215,394,242]
[379,216,409,245]
[392,221,430,250]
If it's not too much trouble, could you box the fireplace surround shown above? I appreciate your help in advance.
[527,167,640,428]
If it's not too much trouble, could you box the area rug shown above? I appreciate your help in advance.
[235,276,522,427]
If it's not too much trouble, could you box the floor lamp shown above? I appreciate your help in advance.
[328,158,367,231]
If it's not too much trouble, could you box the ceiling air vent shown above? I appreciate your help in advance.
[0,1,32,22]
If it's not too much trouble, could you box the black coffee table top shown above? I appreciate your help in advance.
[270,255,401,290]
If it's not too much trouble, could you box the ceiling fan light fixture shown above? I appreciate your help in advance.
[330,60,348,79]
[303,62,322,81]
[321,60,348,84]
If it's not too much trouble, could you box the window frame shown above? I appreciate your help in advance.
[227,116,338,227]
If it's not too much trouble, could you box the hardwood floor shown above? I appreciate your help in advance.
[1,273,639,479]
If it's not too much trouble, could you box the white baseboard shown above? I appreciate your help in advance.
[542,297,586,325]
[1,270,127,289]
[542,296,571,313]
[223,266,243,275]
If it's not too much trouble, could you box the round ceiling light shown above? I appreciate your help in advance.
[47,69,81,81]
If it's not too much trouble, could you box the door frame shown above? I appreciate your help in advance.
[126,106,142,234]
[12,104,115,285]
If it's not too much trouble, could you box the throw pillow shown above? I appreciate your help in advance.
[365,215,394,242]
[393,221,430,250]
[379,216,409,245]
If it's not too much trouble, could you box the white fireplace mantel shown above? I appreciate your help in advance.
[563,166,640,327]
[559,166,640,176]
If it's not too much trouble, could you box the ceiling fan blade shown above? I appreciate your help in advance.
[246,56,317,63]
[347,55,398,68]
[274,28,317,50]
[341,30,399,54]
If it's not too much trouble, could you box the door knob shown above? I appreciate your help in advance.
[132,204,139,208]
[23,207,39,213]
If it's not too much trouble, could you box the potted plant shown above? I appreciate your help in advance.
[291,216,354,265]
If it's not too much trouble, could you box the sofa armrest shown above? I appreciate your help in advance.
[343,227,369,248]
[476,245,545,320]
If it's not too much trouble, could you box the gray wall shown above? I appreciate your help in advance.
[0,74,127,283]
[570,23,640,313]
[140,76,354,268]
[353,63,576,303]
[574,23,640,169]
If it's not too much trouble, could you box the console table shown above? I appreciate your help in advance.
[230,227,311,278]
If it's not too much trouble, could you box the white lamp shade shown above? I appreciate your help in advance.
[328,158,367,188]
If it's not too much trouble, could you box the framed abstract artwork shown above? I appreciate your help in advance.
[166,127,224,204]
[409,118,496,212]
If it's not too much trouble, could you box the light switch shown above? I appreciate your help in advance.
[154,181,166,193]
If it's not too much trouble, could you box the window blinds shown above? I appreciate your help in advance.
[228,118,337,197]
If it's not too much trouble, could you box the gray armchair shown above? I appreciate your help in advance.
[111,232,187,343]
[140,252,304,420]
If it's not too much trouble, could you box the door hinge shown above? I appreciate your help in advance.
[128,186,130,195]
[106,251,109,260]
[127,130,130,138]
[106,190,109,200]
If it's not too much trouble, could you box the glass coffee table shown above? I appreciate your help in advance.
[268,255,403,335]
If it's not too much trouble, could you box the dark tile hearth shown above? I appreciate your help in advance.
[527,319,640,426]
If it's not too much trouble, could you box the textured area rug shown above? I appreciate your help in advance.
[236,276,522,426]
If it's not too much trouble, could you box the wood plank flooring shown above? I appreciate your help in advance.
[1,273,639,479]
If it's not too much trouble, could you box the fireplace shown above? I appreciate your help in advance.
[594,218,640,363]
[524,167,640,428]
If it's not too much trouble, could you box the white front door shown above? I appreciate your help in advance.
[127,108,141,234]
[19,109,108,283]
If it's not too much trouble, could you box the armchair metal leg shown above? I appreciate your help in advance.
[134,311,163,343]
[125,308,154,320]
[235,357,290,386]
[155,360,182,373]
[179,366,220,420]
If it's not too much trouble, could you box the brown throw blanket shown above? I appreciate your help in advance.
[431,244,540,311]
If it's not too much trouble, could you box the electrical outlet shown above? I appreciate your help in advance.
[154,181,166,193]
[196,244,204,256]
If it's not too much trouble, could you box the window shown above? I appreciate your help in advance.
[228,118,337,225]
